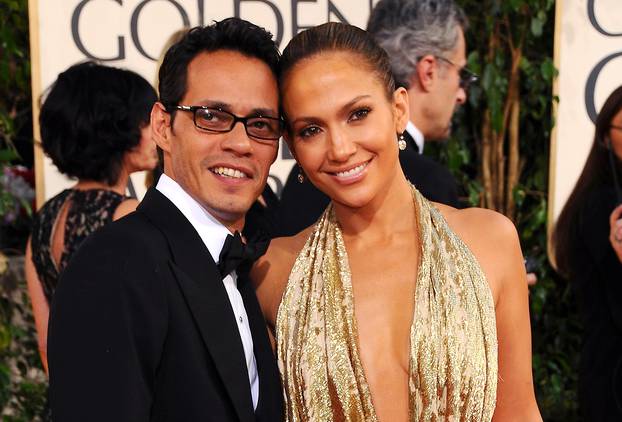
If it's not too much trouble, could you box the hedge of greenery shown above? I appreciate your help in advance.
[433,1,582,420]
[0,0,581,420]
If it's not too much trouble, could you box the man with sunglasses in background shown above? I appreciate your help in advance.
[369,0,539,286]
[276,0,475,236]
[48,18,283,421]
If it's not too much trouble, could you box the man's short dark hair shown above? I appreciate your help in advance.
[158,18,280,117]
[40,61,156,185]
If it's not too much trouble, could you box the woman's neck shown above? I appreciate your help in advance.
[333,170,416,242]
[74,170,130,196]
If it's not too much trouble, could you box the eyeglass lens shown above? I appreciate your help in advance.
[194,108,282,140]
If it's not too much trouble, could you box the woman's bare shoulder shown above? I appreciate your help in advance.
[434,203,517,243]
[251,226,314,322]
[433,202,523,301]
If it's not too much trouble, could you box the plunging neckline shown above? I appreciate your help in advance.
[332,186,428,419]
[275,184,498,422]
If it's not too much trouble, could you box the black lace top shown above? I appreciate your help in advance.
[30,189,126,304]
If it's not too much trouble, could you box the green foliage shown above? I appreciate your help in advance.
[0,257,48,421]
[0,0,47,419]
[0,0,34,254]
[427,0,582,419]
[0,0,32,152]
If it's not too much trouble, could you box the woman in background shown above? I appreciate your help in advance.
[25,62,158,373]
[253,22,540,421]
[554,85,622,421]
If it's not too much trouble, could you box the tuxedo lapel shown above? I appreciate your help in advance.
[237,273,283,419]
[137,189,254,422]
[402,131,419,155]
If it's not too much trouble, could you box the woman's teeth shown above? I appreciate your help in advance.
[334,162,368,178]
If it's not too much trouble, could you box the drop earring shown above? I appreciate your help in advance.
[398,133,407,151]
[297,165,305,183]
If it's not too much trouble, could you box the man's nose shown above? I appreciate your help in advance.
[456,86,467,105]
[222,121,253,154]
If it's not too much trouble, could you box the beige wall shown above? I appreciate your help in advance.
[550,0,622,236]
[29,0,381,205]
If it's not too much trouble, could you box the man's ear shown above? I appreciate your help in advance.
[151,102,172,153]
[393,87,410,132]
[413,55,437,93]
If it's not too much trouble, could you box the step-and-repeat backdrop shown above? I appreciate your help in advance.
[28,0,622,241]
[28,0,379,204]
[550,0,622,232]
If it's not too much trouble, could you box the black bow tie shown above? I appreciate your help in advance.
[217,231,269,279]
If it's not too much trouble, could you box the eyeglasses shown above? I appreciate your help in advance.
[170,105,284,141]
[433,56,479,90]
[611,124,622,131]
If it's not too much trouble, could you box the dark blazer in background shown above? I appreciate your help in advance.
[48,189,283,422]
[275,131,460,237]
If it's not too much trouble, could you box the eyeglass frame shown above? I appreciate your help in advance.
[611,124,622,131]
[167,104,285,141]
[416,55,478,90]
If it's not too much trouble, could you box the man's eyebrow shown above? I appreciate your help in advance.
[249,107,279,118]
[195,100,229,109]
[194,100,278,117]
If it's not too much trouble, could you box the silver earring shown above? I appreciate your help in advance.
[398,133,407,151]
[297,166,305,183]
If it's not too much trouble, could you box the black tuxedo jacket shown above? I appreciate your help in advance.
[275,131,460,236]
[48,189,283,422]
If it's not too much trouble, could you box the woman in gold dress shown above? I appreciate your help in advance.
[252,22,541,421]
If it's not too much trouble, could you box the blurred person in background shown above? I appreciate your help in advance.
[24,62,158,373]
[553,85,622,421]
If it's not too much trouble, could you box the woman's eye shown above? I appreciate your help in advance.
[299,126,321,138]
[349,108,370,122]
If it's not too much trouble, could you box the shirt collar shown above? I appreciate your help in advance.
[405,121,425,154]
[156,174,232,263]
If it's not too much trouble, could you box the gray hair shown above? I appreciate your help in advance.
[367,0,467,88]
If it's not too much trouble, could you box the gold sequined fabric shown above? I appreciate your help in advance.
[276,186,498,421]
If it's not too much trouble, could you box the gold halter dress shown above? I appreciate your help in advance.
[275,186,498,421]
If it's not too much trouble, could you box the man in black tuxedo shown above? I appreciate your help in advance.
[48,18,283,421]
[276,0,470,237]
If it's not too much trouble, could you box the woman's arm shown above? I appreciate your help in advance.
[25,237,50,374]
[487,215,542,422]
[443,207,542,421]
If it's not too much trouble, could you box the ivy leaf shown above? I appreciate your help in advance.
[531,15,544,37]
[540,58,558,81]
[0,148,18,162]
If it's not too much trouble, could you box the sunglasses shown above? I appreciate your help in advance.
[418,55,479,90]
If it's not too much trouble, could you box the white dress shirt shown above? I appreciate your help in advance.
[405,121,425,154]
[156,174,259,409]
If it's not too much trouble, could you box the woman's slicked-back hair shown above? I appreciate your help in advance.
[158,17,280,115]
[39,61,156,185]
[554,85,622,277]
[367,0,467,88]
[279,22,396,102]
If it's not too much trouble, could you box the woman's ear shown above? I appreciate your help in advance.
[393,87,410,133]
[151,102,172,153]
